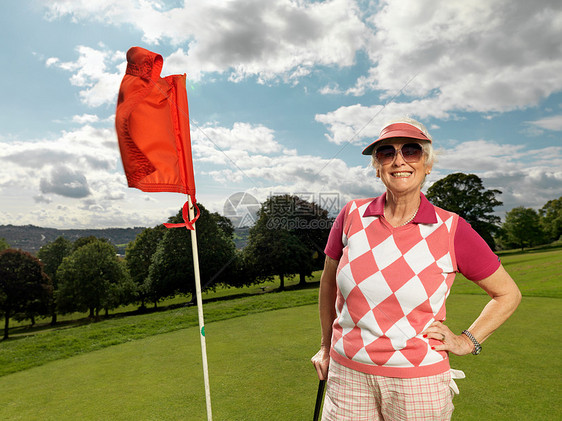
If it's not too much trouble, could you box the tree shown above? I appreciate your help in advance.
[146,203,239,305]
[244,224,309,290]
[243,195,332,289]
[539,197,562,243]
[125,224,166,309]
[0,238,9,251]
[501,207,544,251]
[37,236,72,325]
[72,235,110,252]
[289,197,332,283]
[426,173,502,249]
[57,240,133,320]
[212,213,235,239]
[0,249,52,339]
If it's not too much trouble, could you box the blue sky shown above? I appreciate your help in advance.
[1,0,561,229]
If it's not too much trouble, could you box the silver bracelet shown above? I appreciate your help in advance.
[462,330,482,355]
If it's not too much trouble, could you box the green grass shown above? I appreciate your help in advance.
[0,305,318,420]
[0,248,559,419]
[452,247,561,297]
[6,272,314,330]
[447,296,561,420]
[0,286,319,377]
[0,295,559,420]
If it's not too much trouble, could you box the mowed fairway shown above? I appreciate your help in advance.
[0,247,560,420]
[0,305,320,420]
[0,294,560,420]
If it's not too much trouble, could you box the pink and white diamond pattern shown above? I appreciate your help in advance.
[333,199,458,376]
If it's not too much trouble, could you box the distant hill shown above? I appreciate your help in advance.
[0,225,146,255]
[233,226,250,249]
[0,224,250,255]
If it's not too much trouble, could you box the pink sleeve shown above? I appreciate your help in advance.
[324,204,347,261]
[454,217,501,281]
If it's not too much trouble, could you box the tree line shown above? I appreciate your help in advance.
[426,173,562,251]
[0,196,331,339]
[1,173,560,339]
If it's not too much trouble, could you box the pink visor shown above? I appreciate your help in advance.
[362,122,432,155]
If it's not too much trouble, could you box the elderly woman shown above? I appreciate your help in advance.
[311,118,521,420]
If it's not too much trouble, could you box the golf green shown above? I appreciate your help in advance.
[0,294,559,420]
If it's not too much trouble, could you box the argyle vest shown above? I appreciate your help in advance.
[331,198,459,378]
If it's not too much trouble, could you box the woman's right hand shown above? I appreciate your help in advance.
[311,346,331,380]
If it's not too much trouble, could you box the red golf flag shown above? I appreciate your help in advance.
[116,46,198,229]
[116,48,212,419]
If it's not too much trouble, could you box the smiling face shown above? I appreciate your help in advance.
[374,138,432,196]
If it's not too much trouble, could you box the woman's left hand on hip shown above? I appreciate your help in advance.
[422,321,474,356]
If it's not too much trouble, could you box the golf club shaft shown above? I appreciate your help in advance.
[313,379,326,421]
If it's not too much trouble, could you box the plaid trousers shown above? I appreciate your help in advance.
[322,360,455,421]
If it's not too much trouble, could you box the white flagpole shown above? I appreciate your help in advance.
[187,195,213,421]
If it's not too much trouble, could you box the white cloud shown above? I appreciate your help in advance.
[41,0,562,115]
[526,115,562,132]
[190,121,382,207]
[426,139,562,212]
[72,114,100,124]
[318,84,344,95]
[315,98,451,145]
[0,123,130,224]
[435,140,526,172]
[193,120,561,218]
[6,0,559,229]
[45,57,59,67]
[39,165,91,198]
[44,0,369,84]
[3,118,375,228]
[351,0,562,111]
[194,122,282,155]
[46,45,125,107]
[2,115,559,229]
[482,168,562,213]
[315,0,562,144]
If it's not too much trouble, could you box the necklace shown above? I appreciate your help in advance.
[399,207,418,226]
[385,201,420,227]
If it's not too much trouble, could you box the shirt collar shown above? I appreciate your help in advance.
[363,192,438,224]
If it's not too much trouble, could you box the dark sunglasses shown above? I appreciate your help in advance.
[374,143,424,165]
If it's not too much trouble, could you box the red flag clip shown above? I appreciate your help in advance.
[163,199,200,230]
